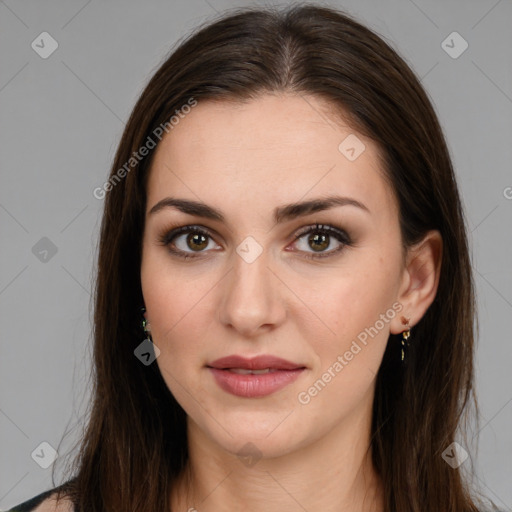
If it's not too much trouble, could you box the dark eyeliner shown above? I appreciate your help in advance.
[157,222,352,260]
[157,224,214,259]
[291,223,352,259]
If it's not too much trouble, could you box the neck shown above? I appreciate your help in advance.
[170,400,384,512]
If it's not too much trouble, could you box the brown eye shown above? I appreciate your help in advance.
[159,223,352,261]
[291,223,352,259]
[308,232,329,252]
[186,232,208,251]
[158,225,219,259]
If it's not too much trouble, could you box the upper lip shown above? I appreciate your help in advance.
[207,355,305,371]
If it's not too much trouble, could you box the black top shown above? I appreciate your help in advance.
[6,485,505,512]
[6,482,76,512]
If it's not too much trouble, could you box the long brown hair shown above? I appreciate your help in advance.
[51,4,489,511]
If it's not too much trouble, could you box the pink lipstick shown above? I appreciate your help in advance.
[207,355,306,398]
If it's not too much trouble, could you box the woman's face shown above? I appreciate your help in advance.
[141,93,408,459]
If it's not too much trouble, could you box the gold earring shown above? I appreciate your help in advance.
[401,316,411,362]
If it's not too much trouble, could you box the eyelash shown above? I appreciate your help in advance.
[157,223,353,260]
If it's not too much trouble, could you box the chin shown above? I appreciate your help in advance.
[197,411,305,455]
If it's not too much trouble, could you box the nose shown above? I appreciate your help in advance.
[217,244,286,337]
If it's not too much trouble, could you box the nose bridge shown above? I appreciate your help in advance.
[218,239,284,334]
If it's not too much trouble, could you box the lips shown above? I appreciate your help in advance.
[207,354,305,372]
[206,355,306,398]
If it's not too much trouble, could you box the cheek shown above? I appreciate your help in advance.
[141,255,218,365]
[294,285,396,416]
[143,275,213,401]
[302,255,400,368]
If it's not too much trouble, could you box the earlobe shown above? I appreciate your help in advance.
[390,230,443,334]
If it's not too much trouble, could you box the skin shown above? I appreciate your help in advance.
[140,93,442,512]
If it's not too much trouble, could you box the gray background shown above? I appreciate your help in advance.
[0,0,511,510]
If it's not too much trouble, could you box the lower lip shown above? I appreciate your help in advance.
[208,367,305,398]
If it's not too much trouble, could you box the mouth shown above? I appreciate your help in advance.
[206,354,305,372]
[206,355,306,398]
[216,368,295,375]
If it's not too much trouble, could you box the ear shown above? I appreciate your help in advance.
[390,230,443,334]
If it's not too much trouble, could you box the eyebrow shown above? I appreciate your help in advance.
[148,195,370,224]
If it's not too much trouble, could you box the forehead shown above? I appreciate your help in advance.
[146,94,397,222]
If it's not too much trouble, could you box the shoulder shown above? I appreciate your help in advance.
[6,488,74,512]
[32,493,74,512]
